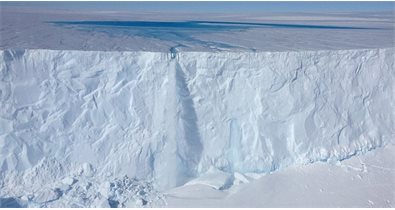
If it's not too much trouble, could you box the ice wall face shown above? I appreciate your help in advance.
[178,49,394,174]
[0,48,394,191]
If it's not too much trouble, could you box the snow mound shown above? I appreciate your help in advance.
[164,145,395,207]
[0,48,394,200]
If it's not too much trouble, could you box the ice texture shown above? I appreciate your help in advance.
[0,48,394,197]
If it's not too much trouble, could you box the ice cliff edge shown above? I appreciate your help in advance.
[0,48,394,191]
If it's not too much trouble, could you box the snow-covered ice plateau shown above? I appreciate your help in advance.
[1,8,394,51]
[0,8,394,207]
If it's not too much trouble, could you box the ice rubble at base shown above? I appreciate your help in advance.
[0,48,394,206]
[0,158,165,207]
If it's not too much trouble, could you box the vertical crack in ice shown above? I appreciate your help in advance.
[156,57,204,189]
[174,61,203,180]
[170,47,178,59]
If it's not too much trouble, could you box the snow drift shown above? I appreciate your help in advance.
[0,48,394,201]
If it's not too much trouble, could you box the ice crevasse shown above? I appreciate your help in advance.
[0,48,394,190]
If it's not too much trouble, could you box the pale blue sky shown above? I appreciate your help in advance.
[1,1,394,13]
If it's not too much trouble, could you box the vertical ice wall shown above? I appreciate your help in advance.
[178,49,394,175]
[0,48,394,191]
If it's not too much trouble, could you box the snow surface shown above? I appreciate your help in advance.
[0,47,394,207]
[0,8,394,51]
[165,144,395,207]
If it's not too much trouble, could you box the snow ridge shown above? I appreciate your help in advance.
[0,48,394,206]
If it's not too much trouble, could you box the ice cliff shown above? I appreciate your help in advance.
[0,48,394,203]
